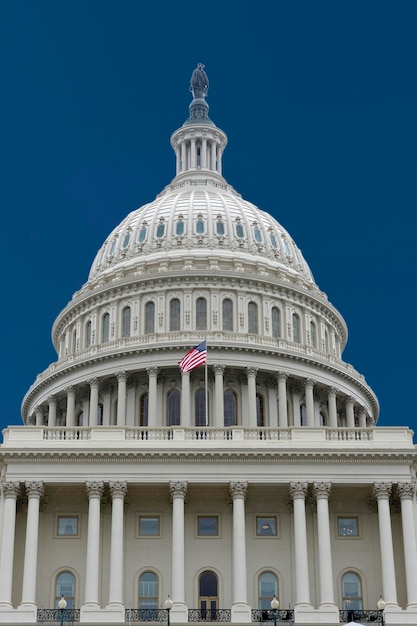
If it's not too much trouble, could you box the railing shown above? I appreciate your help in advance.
[188,609,232,622]
[339,609,383,623]
[251,609,295,623]
[37,608,80,622]
[125,608,169,621]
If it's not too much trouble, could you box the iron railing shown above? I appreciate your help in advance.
[188,609,232,622]
[339,609,383,623]
[125,608,169,622]
[251,608,295,623]
[37,608,80,622]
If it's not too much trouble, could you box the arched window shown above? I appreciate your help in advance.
[55,571,75,609]
[271,307,281,339]
[167,389,180,426]
[72,328,77,353]
[341,572,363,610]
[196,297,207,330]
[140,393,149,427]
[145,302,155,334]
[300,404,307,426]
[122,306,131,338]
[195,389,207,427]
[258,571,278,610]
[248,302,258,334]
[85,320,92,347]
[310,321,317,348]
[224,390,237,426]
[97,403,103,426]
[256,393,265,427]
[222,298,233,332]
[77,411,84,427]
[139,571,159,609]
[199,570,218,615]
[170,299,181,331]
[292,313,301,344]
[102,313,110,343]
[319,410,326,426]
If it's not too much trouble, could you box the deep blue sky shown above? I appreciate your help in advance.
[1,1,416,436]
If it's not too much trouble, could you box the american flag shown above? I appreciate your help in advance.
[178,340,207,372]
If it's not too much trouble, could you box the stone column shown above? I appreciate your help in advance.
[230,481,251,622]
[267,379,278,428]
[180,370,191,427]
[345,397,355,428]
[358,407,367,429]
[147,367,158,428]
[47,395,57,427]
[66,387,76,427]
[277,372,288,427]
[246,368,258,427]
[289,482,311,607]
[88,379,99,427]
[169,481,188,620]
[292,385,301,427]
[327,388,338,428]
[313,482,335,607]
[107,481,127,607]
[397,482,417,608]
[116,372,127,426]
[20,482,44,607]
[213,365,225,428]
[305,379,315,426]
[373,483,398,606]
[0,481,20,605]
[35,406,44,427]
[84,482,104,607]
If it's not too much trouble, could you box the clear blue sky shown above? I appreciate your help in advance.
[1,1,416,435]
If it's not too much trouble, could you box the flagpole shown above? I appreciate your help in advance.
[204,336,208,428]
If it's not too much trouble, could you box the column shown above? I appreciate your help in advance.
[84,482,104,607]
[277,373,288,427]
[327,388,338,428]
[246,368,258,428]
[89,379,99,427]
[289,482,311,607]
[180,143,186,172]
[305,379,315,426]
[20,482,44,607]
[213,365,225,428]
[267,379,278,428]
[190,138,196,168]
[147,367,158,428]
[345,397,355,428]
[358,407,367,428]
[180,370,191,427]
[170,481,188,619]
[397,482,417,608]
[230,481,251,622]
[66,387,76,427]
[47,395,57,427]
[35,406,44,427]
[0,481,20,605]
[201,137,207,168]
[107,481,127,606]
[313,482,335,607]
[116,371,127,426]
[211,142,216,172]
[292,385,301,427]
[373,483,398,606]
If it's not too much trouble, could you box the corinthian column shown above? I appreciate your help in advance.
[107,481,127,607]
[373,483,398,607]
[84,482,104,607]
[230,481,251,622]
[213,365,225,427]
[116,372,127,426]
[147,367,158,427]
[0,481,20,605]
[246,368,258,427]
[169,481,188,620]
[289,482,312,607]
[277,372,288,427]
[313,482,335,607]
[397,482,417,608]
[20,482,44,607]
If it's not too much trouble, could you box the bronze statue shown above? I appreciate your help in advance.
[190,63,209,99]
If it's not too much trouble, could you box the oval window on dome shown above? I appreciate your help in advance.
[122,232,130,248]
[283,238,292,256]
[216,221,225,236]
[156,223,165,238]
[109,239,117,257]
[138,227,147,243]
[270,233,278,249]
[176,221,184,236]
[253,227,262,243]
[196,219,205,235]
[236,223,244,239]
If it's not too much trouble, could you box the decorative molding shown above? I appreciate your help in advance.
[169,481,188,500]
[229,481,248,499]
[289,481,308,499]
[86,481,105,499]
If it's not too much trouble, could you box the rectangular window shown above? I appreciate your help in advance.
[337,516,359,537]
[57,516,79,537]
[256,516,277,536]
[197,516,219,536]
[138,516,160,537]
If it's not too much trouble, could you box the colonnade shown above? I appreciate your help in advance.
[1,479,417,614]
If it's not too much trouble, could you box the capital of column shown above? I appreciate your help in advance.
[313,481,331,499]
[109,481,127,499]
[25,481,44,499]
[88,378,100,389]
[328,387,337,398]
[397,481,416,501]
[230,481,248,500]
[116,371,128,382]
[305,378,315,389]
[169,481,188,500]
[246,367,258,378]
[65,385,76,397]
[289,481,308,500]
[86,481,104,499]
[213,364,225,375]
[147,366,159,377]
[373,482,392,500]
[345,396,354,406]
[277,372,289,383]
[2,481,20,499]
[47,395,57,406]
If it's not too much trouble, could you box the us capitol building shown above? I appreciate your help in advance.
[0,64,416,626]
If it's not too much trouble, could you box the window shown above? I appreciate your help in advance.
[138,516,160,537]
[196,218,205,234]
[139,571,158,609]
[109,239,117,257]
[122,232,130,248]
[57,516,78,537]
[77,411,84,427]
[167,389,180,426]
[140,393,149,427]
[156,223,165,238]
[199,571,218,615]
[55,571,75,609]
[256,393,264,427]
[341,572,363,610]
[222,298,233,332]
[258,571,278,610]
[224,390,237,426]
[216,220,225,236]
[196,297,207,330]
[282,238,291,256]
[170,298,181,331]
[195,389,207,427]
[138,226,147,243]
[310,321,317,348]
[145,302,155,334]
[235,223,244,238]
[253,227,262,243]
[338,517,359,537]
[122,306,131,338]
[198,516,219,536]
[85,320,92,347]
[292,313,301,343]
[97,403,103,426]
[270,233,278,249]
[102,313,110,343]
[256,516,277,536]
[271,307,280,339]
[176,221,184,236]
[248,302,258,334]
[300,404,307,426]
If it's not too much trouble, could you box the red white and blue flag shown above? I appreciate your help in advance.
[178,340,207,372]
